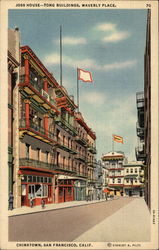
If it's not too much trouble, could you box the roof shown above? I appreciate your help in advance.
[102,151,124,160]
[124,161,144,167]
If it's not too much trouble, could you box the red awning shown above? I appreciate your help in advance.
[103,188,110,193]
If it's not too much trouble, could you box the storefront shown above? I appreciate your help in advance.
[74,180,86,201]
[19,168,55,207]
[57,179,74,203]
[124,186,144,197]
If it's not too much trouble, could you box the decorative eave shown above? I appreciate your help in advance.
[55,86,77,110]
[20,45,59,88]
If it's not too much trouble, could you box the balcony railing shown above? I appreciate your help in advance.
[136,122,144,139]
[75,135,87,146]
[55,163,76,173]
[55,137,77,154]
[87,161,96,168]
[135,146,146,161]
[88,177,97,183]
[87,145,97,154]
[19,74,59,113]
[76,172,88,178]
[19,119,57,142]
[136,91,144,109]
[19,158,55,170]
[75,154,87,162]
[55,116,77,136]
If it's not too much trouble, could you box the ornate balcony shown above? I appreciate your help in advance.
[19,158,55,171]
[55,163,76,174]
[136,122,144,139]
[87,161,96,168]
[19,75,59,114]
[75,135,87,146]
[55,137,77,155]
[19,119,57,144]
[55,116,77,136]
[75,154,87,162]
[135,146,146,161]
[87,145,97,154]
[76,172,88,178]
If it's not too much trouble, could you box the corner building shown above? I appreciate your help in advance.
[11,43,96,207]
[101,152,125,196]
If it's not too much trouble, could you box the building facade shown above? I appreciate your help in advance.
[123,161,145,197]
[8,32,97,208]
[136,10,151,209]
[101,152,125,196]
[8,28,20,193]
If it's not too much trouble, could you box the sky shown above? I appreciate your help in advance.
[9,9,147,161]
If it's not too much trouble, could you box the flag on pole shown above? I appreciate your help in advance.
[113,134,124,144]
[78,68,93,82]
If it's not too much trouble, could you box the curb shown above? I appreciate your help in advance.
[8,199,118,217]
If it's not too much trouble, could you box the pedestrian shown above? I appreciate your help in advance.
[98,194,100,200]
[105,193,108,201]
[41,199,45,209]
[30,196,34,208]
[8,192,14,210]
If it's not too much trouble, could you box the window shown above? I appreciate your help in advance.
[44,177,47,183]
[26,144,30,159]
[63,156,66,168]
[28,185,35,199]
[135,168,137,173]
[118,179,121,183]
[28,175,32,182]
[126,169,129,173]
[68,187,72,195]
[112,178,115,183]
[37,148,40,161]
[42,185,48,197]
[126,179,129,183]
[33,176,36,182]
[35,184,42,197]
[135,179,137,183]
[130,168,133,173]
[56,129,60,140]
[46,151,49,163]
[63,136,65,145]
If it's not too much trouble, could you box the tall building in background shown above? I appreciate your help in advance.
[136,10,151,209]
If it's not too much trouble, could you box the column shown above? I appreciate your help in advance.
[43,78,48,93]
[24,55,30,84]
[24,99,30,127]
[44,114,49,137]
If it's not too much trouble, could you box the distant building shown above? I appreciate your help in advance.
[123,161,145,197]
[101,151,125,196]
[94,160,103,199]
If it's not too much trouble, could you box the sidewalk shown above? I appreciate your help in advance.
[8,197,118,217]
[74,197,151,242]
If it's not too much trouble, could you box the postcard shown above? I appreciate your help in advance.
[0,0,158,249]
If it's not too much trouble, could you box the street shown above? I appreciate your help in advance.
[9,197,134,241]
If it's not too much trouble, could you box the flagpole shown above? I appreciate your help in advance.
[60,25,62,86]
[112,135,114,154]
[77,68,79,112]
